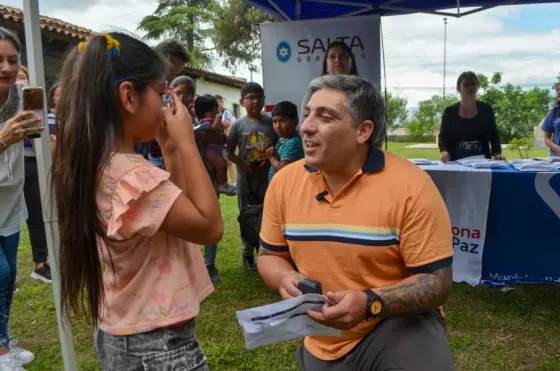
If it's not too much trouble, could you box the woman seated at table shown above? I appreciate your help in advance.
[439,71,505,162]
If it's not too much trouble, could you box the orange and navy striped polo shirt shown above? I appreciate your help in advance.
[259,146,453,361]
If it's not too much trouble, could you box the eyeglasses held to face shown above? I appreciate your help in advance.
[160,81,175,107]
[178,93,194,105]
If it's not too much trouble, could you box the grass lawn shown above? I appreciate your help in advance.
[10,143,560,371]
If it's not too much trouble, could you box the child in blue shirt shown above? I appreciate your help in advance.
[265,101,304,182]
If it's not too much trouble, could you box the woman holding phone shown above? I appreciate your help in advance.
[0,28,43,370]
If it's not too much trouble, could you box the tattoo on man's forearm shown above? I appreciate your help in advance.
[377,266,452,317]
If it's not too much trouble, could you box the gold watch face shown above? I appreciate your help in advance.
[370,300,382,315]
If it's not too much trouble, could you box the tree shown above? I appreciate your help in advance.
[385,92,408,128]
[212,0,275,70]
[508,137,534,159]
[477,72,504,108]
[138,0,218,67]
[405,95,457,139]
[476,72,553,142]
[139,0,275,69]
[494,83,537,140]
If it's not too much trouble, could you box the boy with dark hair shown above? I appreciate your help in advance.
[195,94,236,196]
[265,101,304,182]
[227,82,276,270]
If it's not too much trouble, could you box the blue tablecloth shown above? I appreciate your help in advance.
[423,163,560,287]
[482,166,560,286]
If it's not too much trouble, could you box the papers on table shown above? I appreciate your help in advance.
[410,155,560,172]
[409,158,439,165]
[236,293,341,350]
[509,159,560,172]
[456,156,509,169]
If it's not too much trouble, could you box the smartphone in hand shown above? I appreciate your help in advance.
[22,87,45,139]
[297,278,323,295]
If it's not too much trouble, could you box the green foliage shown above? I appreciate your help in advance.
[138,0,275,69]
[138,0,218,67]
[213,0,275,71]
[508,137,534,159]
[477,72,553,143]
[405,95,457,140]
[385,92,408,128]
[477,72,504,108]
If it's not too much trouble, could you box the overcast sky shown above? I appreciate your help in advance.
[5,0,560,108]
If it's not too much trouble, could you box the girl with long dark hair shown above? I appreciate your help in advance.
[53,32,222,369]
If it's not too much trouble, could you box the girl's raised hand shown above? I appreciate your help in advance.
[161,92,194,145]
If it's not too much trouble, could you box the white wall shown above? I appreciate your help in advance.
[195,78,246,120]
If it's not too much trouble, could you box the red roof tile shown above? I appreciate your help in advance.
[0,4,93,40]
[0,4,246,87]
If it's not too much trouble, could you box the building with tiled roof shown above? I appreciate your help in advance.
[0,4,247,116]
[0,4,93,40]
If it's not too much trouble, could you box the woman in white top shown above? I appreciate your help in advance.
[0,27,44,371]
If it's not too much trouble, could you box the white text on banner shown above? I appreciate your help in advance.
[421,165,492,286]
[259,16,381,113]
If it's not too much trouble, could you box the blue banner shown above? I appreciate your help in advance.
[482,169,560,286]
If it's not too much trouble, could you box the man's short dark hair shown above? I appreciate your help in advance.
[240,82,264,98]
[195,94,218,119]
[272,101,298,120]
[306,75,386,146]
[155,39,191,64]
[214,94,224,100]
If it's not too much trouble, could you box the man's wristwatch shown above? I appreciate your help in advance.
[0,139,9,151]
[363,289,383,319]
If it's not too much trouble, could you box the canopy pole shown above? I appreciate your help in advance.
[380,19,388,151]
[295,0,302,20]
[22,1,77,370]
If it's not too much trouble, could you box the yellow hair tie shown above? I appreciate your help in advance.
[77,35,120,60]
[78,41,88,54]
[101,34,121,59]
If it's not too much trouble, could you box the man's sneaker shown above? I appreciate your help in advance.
[0,354,25,371]
[30,264,52,284]
[242,255,257,271]
[9,341,35,365]
[218,183,236,196]
[206,265,222,284]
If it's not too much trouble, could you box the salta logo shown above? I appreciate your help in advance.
[276,41,291,63]
[535,173,560,219]
[295,36,366,63]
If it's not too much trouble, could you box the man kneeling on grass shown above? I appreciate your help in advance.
[257,75,456,371]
